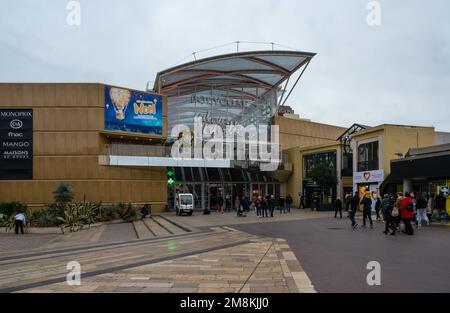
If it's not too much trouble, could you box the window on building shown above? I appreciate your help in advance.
[357,141,379,171]
[342,152,353,176]
[303,151,337,178]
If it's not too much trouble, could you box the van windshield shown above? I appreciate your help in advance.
[180,195,193,205]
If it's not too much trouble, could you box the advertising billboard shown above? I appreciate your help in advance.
[0,109,33,180]
[104,86,163,136]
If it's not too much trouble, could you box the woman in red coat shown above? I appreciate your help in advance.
[400,192,415,235]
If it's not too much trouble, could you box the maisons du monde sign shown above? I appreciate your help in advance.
[0,109,33,180]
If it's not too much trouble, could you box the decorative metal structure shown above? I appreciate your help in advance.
[337,123,370,154]
[152,50,315,138]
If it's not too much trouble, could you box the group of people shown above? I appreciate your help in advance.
[214,194,294,218]
[253,194,293,218]
[337,191,448,236]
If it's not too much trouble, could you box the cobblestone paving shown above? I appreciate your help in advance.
[164,209,330,229]
[0,226,315,293]
[0,213,319,293]
[16,232,314,293]
[0,233,57,255]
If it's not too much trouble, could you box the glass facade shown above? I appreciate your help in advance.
[167,167,280,211]
[303,151,337,178]
[357,141,379,171]
[302,151,337,209]
[153,51,315,212]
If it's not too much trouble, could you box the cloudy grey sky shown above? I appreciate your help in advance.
[1,0,449,131]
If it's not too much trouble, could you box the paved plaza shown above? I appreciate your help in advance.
[0,209,449,293]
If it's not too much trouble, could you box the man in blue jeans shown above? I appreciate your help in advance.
[348,191,359,229]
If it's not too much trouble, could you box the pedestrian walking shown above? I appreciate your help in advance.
[218,195,225,213]
[361,192,374,228]
[242,197,250,213]
[344,193,352,218]
[435,192,446,222]
[395,193,404,231]
[225,194,231,212]
[375,197,382,221]
[234,196,241,212]
[415,192,429,227]
[262,195,269,218]
[427,193,435,223]
[256,196,262,217]
[334,198,342,218]
[400,192,415,235]
[14,211,26,235]
[286,194,293,213]
[235,196,242,216]
[269,195,276,217]
[382,194,396,235]
[312,193,320,211]
[348,191,359,229]
[298,192,305,209]
[278,196,285,214]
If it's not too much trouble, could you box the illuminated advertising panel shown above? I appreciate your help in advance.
[104,86,163,136]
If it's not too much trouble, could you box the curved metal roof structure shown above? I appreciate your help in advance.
[153,50,315,135]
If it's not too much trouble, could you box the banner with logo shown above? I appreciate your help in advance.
[104,86,163,136]
[0,109,33,180]
[353,169,384,184]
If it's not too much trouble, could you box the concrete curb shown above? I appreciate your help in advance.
[0,219,126,235]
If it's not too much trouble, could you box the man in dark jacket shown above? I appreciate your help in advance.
[375,197,382,221]
[278,196,285,214]
[382,194,396,235]
[334,198,342,218]
[286,194,293,213]
[312,193,320,211]
[360,192,374,228]
[435,193,446,221]
[241,197,250,212]
[269,195,276,217]
[348,191,359,229]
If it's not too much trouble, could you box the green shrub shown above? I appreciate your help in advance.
[52,182,75,208]
[57,202,101,233]
[118,202,139,222]
[34,204,64,227]
[0,202,28,231]
[0,202,27,216]
[99,204,120,221]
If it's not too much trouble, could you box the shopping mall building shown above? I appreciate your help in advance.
[1,50,449,212]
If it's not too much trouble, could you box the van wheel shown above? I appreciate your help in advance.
[188,212,193,216]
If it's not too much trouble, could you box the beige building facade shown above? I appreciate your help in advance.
[0,83,168,211]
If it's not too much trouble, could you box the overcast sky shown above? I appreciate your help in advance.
[1,0,449,131]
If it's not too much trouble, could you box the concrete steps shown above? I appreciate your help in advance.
[143,217,171,236]
[132,220,155,239]
[152,216,186,235]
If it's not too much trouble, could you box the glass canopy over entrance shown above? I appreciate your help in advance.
[152,50,315,138]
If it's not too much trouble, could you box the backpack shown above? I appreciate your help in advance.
[406,201,414,212]
[391,206,399,217]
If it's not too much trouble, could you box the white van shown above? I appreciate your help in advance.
[175,193,194,216]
